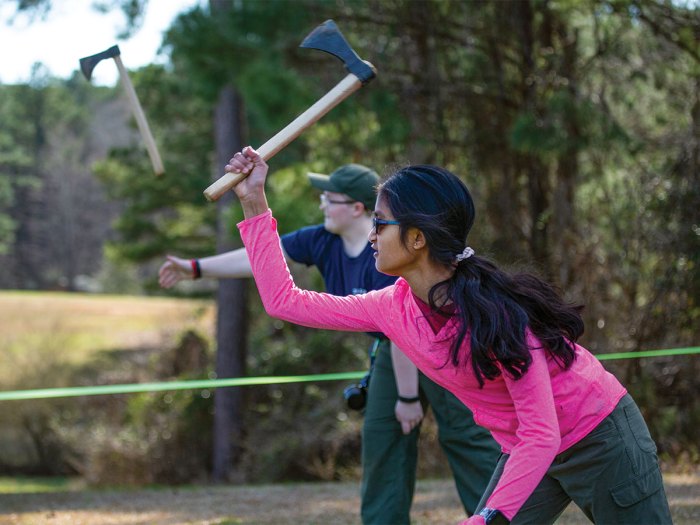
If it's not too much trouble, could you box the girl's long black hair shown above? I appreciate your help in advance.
[378,165,583,387]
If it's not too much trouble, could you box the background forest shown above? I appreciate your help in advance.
[0,0,698,486]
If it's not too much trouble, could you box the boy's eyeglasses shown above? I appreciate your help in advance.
[372,217,401,234]
[320,194,356,205]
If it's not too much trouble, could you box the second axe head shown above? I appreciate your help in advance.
[79,45,164,175]
[79,45,121,81]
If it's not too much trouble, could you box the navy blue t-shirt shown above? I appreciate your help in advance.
[281,225,396,297]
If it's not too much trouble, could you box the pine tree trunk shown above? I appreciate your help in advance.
[210,82,248,482]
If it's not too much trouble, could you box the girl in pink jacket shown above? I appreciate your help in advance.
[227,147,672,525]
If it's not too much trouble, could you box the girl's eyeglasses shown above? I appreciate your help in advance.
[320,194,356,205]
[372,217,401,234]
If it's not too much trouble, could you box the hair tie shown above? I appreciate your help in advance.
[455,246,475,262]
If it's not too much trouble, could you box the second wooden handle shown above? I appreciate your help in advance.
[114,55,165,175]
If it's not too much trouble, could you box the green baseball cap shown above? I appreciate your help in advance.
[307,164,380,211]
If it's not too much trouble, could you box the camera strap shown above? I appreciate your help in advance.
[368,337,382,370]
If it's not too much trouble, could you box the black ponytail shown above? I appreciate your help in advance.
[432,257,582,387]
[380,165,582,387]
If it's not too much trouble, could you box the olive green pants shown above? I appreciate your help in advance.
[476,394,673,525]
[361,340,500,525]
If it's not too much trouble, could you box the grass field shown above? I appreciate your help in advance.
[0,290,215,385]
[0,473,698,524]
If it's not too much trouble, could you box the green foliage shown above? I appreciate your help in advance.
[0,82,43,253]
[510,92,630,159]
[243,304,368,482]
[85,387,215,485]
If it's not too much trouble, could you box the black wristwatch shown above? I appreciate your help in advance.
[478,507,508,524]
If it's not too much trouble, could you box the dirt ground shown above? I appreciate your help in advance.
[0,473,698,525]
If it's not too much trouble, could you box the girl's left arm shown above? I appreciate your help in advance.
[481,336,562,520]
[238,209,387,334]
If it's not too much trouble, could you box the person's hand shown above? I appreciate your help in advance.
[225,146,268,203]
[458,515,486,525]
[158,255,192,288]
[395,399,424,434]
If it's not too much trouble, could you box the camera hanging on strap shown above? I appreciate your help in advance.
[343,337,382,411]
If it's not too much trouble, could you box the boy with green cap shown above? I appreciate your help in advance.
[159,163,499,524]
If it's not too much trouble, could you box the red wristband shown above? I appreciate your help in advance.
[190,259,201,279]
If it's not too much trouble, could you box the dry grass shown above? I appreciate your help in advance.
[0,291,215,384]
[0,473,697,525]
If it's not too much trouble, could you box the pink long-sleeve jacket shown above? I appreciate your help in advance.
[239,210,627,520]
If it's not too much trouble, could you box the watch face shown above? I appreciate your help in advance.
[478,508,507,524]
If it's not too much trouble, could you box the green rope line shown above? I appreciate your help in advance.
[596,347,700,361]
[0,346,697,402]
[0,372,365,401]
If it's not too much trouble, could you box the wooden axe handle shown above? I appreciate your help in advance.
[113,55,165,175]
[203,63,375,201]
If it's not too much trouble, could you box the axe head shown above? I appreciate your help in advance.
[79,45,121,81]
[300,20,375,84]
